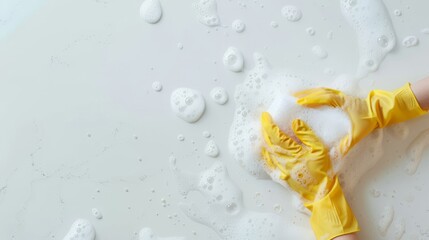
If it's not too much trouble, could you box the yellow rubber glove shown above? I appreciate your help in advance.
[295,83,427,156]
[260,112,359,240]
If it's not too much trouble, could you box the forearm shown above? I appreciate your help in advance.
[333,234,358,240]
[411,77,429,110]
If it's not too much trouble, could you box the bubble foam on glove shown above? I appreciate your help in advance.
[228,53,351,179]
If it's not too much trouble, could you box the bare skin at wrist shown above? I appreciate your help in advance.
[411,77,429,110]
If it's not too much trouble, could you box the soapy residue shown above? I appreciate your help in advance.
[170,158,313,240]
[232,19,246,33]
[210,87,228,105]
[311,45,328,59]
[402,36,419,48]
[91,208,103,220]
[205,139,220,157]
[340,0,396,77]
[140,0,163,24]
[63,219,95,240]
[228,53,351,178]
[223,47,244,72]
[170,88,206,123]
[139,228,185,240]
[405,128,429,175]
[281,5,302,22]
[193,0,220,27]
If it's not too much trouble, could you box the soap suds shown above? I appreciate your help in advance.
[139,228,185,240]
[152,81,163,92]
[229,53,351,178]
[63,219,95,240]
[170,88,206,123]
[205,140,220,157]
[402,35,419,48]
[405,128,429,175]
[223,47,244,72]
[232,19,246,33]
[170,158,313,239]
[311,45,328,59]
[281,6,302,22]
[341,0,396,77]
[140,0,162,24]
[193,0,220,27]
[91,208,103,220]
[210,87,228,105]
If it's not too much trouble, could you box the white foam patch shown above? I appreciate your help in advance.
[223,47,244,72]
[210,87,228,105]
[91,208,103,220]
[139,228,185,240]
[341,0,396,77]
[228,53,351,178]
[421,28,429,34]
[152,81,163,92]
[140,0,162,24]
[281,6,302,22]
[402,35,419,48]
[205,140,220,157]
[170,158,313,240]
[377,205,394,236]
[232,19,246,33]
[63,219,95,240]
[404,128,429,175]
[193,0,220,27]
[170,88,206,123]
[311,45,328,59]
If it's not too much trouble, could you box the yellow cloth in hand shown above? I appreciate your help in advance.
[260,112,359,240]
[295,83,427,156]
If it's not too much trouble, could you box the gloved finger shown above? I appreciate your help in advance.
[292,119,325,153]
[261,112,302,155]
[294,88,345,108]
[261,148,291,179]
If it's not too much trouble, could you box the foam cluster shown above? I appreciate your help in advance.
[193,0,220,27]
[170,158,313,239]
[140,0,163,24]
[170,88,206,123]
[62,219,95,240]
[228,53,351,178]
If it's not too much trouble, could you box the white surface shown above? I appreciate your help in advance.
[1,0,429,239]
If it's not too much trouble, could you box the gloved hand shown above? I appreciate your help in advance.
[260,112,359,240]
[295,83,427,156]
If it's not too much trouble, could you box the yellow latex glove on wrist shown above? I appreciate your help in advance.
[260,112,359,240]
[295,83,427,156]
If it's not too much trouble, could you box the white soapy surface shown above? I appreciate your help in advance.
[404,128,429,175]
[140,0,162,24]
[170,158,313,240]
[91,208,103,220]
[170,88,206,123]
[341,0,396,77]
[229,53,351,178]
[378,205,394,236]
[152,81,163,92]
[139,228,185,240]
[311,45,328,59]
[193,0,220,27]
[210,87,228,105]
[204,139,220,157]
[281,5,302,22]
[63,219,95,240]
[231,19,245,33]
[402,36,419,48]
[223,47,244,72]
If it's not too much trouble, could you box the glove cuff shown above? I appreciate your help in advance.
[305,176,359,240]
[368,83,427,128]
